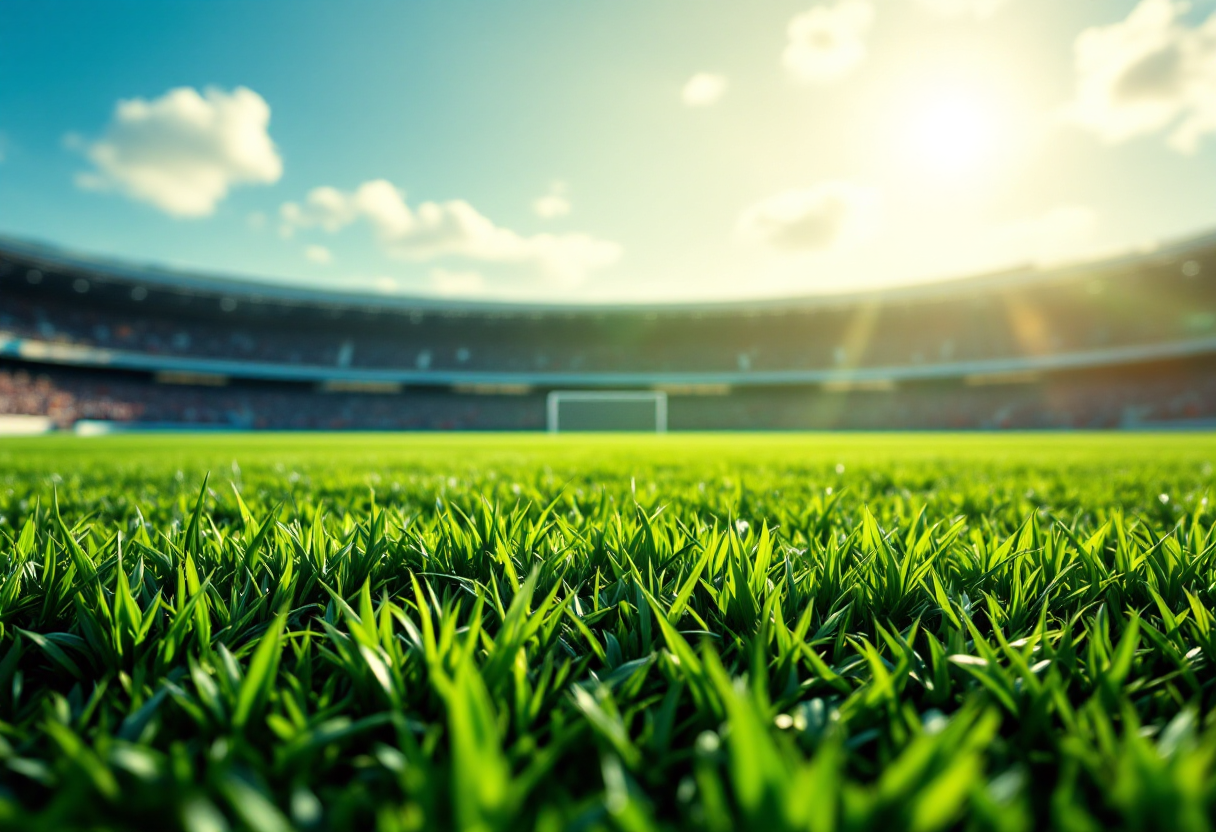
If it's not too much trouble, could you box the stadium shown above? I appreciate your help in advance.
[3,230,1216,433]
[11,2,1216,830]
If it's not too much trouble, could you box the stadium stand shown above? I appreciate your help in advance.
[1,232,1215,431]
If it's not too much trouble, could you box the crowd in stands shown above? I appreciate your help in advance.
[3,359,1216,432]
[0,369,140,425]
[674,364,1216,431]
[0,292,342,366]
[1,244,1214,377]
[0,366,542,431]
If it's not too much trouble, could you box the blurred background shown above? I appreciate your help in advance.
[1,0,1214,433]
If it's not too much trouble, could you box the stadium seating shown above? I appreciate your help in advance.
[1,232,1215,430]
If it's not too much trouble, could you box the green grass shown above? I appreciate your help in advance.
[1,432,1216,831]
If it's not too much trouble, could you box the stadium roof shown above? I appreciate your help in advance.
[3,227,1216,317]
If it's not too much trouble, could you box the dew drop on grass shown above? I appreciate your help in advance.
[922,709,949,735]
[291,787,323,826]
[988,769,1027,804]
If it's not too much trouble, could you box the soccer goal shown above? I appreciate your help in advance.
[546,390,668,433]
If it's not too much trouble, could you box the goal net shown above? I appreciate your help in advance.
[546,390,668,433]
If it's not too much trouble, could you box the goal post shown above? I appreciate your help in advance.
[547,390,668,433]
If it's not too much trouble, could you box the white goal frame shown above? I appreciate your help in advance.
[546,390,668,433]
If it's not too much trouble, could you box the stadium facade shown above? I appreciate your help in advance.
[1,232,1215,431]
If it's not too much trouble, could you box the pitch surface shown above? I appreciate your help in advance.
[0,433,1214,830]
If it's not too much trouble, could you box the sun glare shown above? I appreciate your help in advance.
[909,93,999,177]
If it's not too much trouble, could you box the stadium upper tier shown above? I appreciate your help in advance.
[1,233,1215,386]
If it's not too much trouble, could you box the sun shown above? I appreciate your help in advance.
[908,92,1002,178]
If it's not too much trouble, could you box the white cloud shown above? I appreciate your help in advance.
[305,244,333,265]
[75,86,282,217]
[925,205,1101,279]
[533,181,571,218]
[533,194,571,218]
[784,0,874,84]
[911,0,1008,19]
[737,182,878,253]
[373,277,400,295]
[682,72,728,107]
[430,268,486,296]
[1068,0,1216,153]
[986,205,1099,265]
[281,179,620,283]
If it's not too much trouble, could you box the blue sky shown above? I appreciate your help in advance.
[2,0,1216,302]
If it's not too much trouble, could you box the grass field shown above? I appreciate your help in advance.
[2,432,1216,831]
